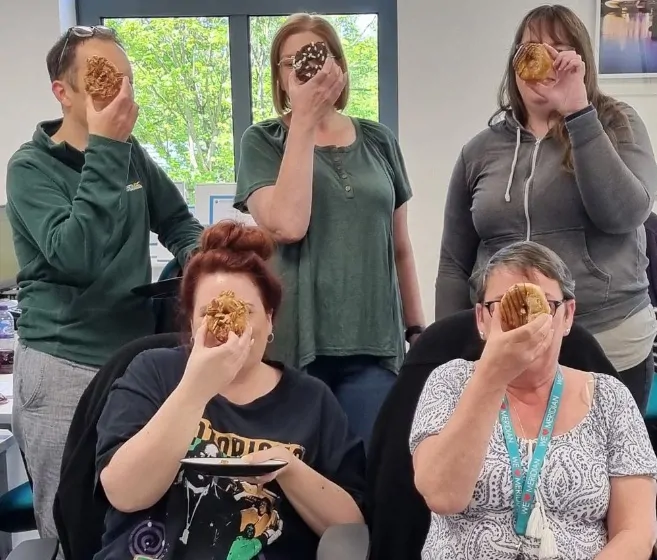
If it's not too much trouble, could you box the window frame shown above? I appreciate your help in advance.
[78,0,399,174]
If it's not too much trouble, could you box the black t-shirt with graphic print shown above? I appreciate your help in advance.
[92,346,365,560]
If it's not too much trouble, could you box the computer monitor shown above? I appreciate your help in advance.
[0,205,19,291]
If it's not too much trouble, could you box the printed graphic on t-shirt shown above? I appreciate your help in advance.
[127,417,306,560]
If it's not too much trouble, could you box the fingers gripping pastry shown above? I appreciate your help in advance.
[513,43,553,82]
[84,55,124,103]
[294,41,329,83]
[205,290,249,344]
[499,283,550,330]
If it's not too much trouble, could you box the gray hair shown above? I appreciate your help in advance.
[472,241,576,303]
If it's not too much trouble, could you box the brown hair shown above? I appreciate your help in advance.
[179,221,283,332]
[46,26,121,85]
[270,13,350,115]
[490,4,630,170]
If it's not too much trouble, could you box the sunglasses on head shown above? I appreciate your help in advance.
[57,25,116,77]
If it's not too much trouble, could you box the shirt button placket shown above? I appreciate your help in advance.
[333,151,354,200]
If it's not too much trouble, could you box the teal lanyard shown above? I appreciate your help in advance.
[498,367,564,536]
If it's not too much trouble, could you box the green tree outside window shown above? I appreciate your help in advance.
[106,15,378,204]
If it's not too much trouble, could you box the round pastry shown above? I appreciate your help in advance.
[84,55,124,103]
[513,43,553,82]
[293,41,329,83]
[205,290,249,344]
[499,282,550,330]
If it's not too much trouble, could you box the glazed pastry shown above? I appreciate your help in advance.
[293,41,329,83]
[499,283,550,330]
[84,55,124,102]
[513,43,552,81]
[205,290,249,344]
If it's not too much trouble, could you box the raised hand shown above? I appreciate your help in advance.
[478,305,554,387]
[86,76,139,142]
[525,44,589,117]
[288,57,346,128]
[178,319,254,405]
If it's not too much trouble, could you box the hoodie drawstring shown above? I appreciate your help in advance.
[505,126,521,203]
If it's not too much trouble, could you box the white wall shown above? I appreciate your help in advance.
[0,0,72,205]
[1,0,656,318]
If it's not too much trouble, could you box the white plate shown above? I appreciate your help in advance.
[180,457,288,477]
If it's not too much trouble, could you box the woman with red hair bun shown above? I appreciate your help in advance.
[92,221,365,560]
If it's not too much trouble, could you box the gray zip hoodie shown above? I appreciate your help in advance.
[435,103,657,334]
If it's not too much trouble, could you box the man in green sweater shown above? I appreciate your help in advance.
[5,26,203,548]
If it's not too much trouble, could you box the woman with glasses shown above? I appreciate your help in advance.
[414,241,657,559]
[234,14,424,448]
[434,4,657,413]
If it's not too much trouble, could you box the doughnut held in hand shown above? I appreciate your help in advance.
[294,41,329,83]
[84,55,124,102]
[206,290,249,344]
[499,282,550,330]
[513,43,552,82]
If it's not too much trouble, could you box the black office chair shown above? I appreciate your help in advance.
[0,450,36,535]
[0,308,39,544]
[6,333,368,560]
[365,309,622,560]
[153,258,183,334]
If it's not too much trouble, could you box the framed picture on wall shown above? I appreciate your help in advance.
[596,0,657,78]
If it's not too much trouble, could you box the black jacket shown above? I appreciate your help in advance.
[53,333,181,560]
[365,309,617,560]
[645,212,657,308]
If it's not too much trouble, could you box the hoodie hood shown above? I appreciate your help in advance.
[32,119,86,170]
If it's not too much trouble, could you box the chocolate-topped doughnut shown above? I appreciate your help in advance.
[513,43,552,82]
[293,41,329,83]
[499,283,550,331]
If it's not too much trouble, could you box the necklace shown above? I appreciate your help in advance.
[508,398,528,440]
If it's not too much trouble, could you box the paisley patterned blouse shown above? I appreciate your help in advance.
[410,359,657,560]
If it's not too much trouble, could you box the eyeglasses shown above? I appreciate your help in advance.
[57,25,116,78]
[514,42,575,54]
[483,299,564,317]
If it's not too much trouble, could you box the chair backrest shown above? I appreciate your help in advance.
[154,259,184,334]
[53,333,181,560]
[158,258,182,283]
[365,309,617,560]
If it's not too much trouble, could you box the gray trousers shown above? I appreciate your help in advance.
[12,343,97,556]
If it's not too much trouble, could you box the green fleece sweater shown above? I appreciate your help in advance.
[5,120,203,366]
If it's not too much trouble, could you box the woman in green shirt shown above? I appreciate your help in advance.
[235,13,424,448]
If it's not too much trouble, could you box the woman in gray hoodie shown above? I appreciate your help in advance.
[435,4,657,412]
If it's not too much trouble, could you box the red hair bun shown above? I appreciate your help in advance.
[180,221,283,329]
[199,220,275,261]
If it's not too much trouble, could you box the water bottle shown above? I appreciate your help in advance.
[0,303,15,375]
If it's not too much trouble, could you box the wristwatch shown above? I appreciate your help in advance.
[405,325,424,343]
